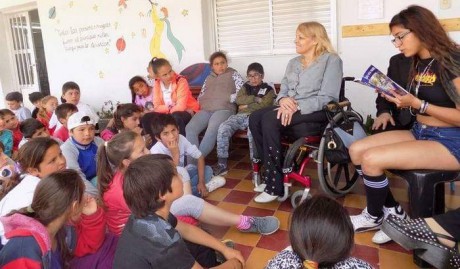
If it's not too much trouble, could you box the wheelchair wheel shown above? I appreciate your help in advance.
[290,190,312,208]
[317,111,362,197]
[282,137,309,173]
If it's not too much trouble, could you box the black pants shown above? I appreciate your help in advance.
[184,240,218,267]
[171,111,192,136]
[433,207,460,241]
[248,106,326,196]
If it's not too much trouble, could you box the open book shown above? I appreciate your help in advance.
[354,65,408,97]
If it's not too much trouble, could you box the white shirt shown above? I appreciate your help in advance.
[150,135,201,167]
[0,174,40,216]
[160,82,173,107]
[49,102,100,129]
[11,106,32,122]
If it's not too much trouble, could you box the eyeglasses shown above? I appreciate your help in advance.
[391,30,411,46]
[247,73,261,79]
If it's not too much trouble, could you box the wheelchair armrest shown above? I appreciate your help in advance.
[323,100,351,112]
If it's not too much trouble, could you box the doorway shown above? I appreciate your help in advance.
[6,9,49,97]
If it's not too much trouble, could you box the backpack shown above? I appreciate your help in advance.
[323,102,367,164]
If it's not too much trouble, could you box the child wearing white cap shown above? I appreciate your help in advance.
[60,111,103,197]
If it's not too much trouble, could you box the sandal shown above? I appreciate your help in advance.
[382,215,460,269]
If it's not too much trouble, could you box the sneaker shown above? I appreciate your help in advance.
[215,239,234,264]
[239,216,280,235]
[254,191,278,203]
[350,207,383,233]
[372,205,408,244]
[212,163,228,176]
[206,176,226,192]
[253,183,266,193]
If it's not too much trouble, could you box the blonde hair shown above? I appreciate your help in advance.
[297,22,335,59]
[37,95,58,119]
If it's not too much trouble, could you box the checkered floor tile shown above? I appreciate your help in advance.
[201,139,459,269]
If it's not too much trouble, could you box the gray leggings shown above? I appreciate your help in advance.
[185,110,234,164]
[170,194,205,219]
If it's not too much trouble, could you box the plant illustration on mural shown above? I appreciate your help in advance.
[148,0,185,62]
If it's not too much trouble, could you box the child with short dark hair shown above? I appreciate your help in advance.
[18,118,59,148]
[0,109,22,156]
[151,58,200,135]
[5,91,31,122]
[266,195,373,269]
[49,81,99,130]
[28,92,44,119]
[53,103,78,142]
[100,103,145,142]
[114,154,244,269]
[214,62,275,176]
[60,111,103,197]
[150,114,226,197]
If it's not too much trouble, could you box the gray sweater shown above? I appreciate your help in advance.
[277,53,343,115]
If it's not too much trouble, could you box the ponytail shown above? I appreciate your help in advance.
[97,131,139,199]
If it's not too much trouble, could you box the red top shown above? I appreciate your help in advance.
[153,72,200,114]
[53,126,69,142]
[103,171,131,236]
[11,126,22,152]
[37,112,56,135]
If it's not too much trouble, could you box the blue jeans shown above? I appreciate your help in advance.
[411,121,460,163]
[187,164,213,197]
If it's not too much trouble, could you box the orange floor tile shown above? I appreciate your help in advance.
[201,139,459,269]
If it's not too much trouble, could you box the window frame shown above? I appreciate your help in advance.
[210,0,338,57]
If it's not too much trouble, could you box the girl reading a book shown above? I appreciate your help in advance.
[248,21,343,203]
[349,5,460,246]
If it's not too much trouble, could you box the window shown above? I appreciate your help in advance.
[213,0,336,57]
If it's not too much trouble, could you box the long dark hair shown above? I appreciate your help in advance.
[9,169,84,268]
[96,131,139,198]
[390,5,460,104]
[0,138,59,199]
[290,195,354,267]
[112,103,142,132]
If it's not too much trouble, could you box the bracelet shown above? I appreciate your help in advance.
[419,100,429,114]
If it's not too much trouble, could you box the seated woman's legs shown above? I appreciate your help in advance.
[249,106,273,164]
[348,130,460,232]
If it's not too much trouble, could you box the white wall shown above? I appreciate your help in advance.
[0,0,459,117]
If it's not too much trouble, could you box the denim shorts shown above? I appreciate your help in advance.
[411,121,460,163]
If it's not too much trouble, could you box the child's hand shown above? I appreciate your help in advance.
[222,248,245,267]
[238,105,248,110]
[81,195,98,216]
[167,139,179,154]
[197,182,208,197]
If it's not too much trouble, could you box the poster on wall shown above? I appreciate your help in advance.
[358,0,384,20]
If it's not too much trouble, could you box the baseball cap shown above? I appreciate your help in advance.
[67,111,95,130]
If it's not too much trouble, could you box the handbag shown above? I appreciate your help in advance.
[323,102,367,164]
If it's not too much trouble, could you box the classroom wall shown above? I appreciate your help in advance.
[0,0,459,117]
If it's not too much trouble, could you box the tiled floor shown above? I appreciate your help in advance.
[201,139,460,269]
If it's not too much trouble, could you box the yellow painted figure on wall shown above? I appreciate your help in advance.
[149,1,185,62]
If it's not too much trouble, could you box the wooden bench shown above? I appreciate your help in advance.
[189,84,281,140]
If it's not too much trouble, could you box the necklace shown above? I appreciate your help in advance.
[408,58,435,115]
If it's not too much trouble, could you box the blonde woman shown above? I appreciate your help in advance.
[249,22,343,203]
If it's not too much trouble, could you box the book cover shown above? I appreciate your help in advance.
[354,65,408,97]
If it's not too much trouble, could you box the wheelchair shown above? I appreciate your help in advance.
[252,77,364,208]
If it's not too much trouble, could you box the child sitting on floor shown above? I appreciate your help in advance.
[0,109,22,157]
[266,195,373,269]
[18,118,61,148]
[150,114,225,197]
[53,103,78,142]
[36,95,58,135]
[113,154,244,269]
[5,91,31,122]
[60,111,103,197]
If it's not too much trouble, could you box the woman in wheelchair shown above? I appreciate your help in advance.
[349,5,460,245]
[249,21,343,203]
